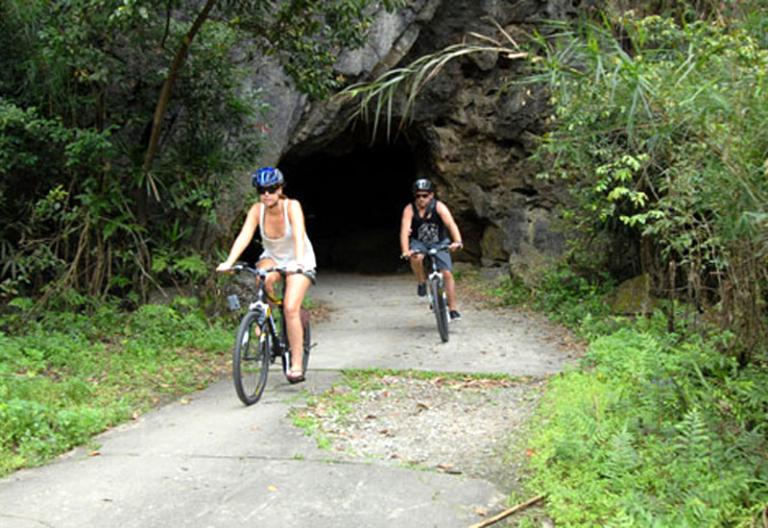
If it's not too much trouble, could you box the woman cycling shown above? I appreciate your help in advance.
[217,167,316,383]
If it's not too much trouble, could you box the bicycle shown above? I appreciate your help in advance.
[410,242,452,343]
[228,263,311,405]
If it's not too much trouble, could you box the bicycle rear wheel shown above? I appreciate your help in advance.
[430,277,449,342]
[300,308,311,376]
[233,312,270,405]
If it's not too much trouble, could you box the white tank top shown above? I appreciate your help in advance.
[259,200,316,270]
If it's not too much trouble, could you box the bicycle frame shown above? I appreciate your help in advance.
[423,250,444,303]
[234,265,289,366]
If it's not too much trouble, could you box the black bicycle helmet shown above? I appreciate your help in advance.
[412,178,435,194]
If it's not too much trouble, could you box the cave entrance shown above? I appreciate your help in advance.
[281,131,420,273]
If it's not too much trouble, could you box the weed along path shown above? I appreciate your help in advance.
[0,273,575,528]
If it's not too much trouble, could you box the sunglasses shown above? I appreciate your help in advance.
[414,193,431,199]
[258,185,281,195]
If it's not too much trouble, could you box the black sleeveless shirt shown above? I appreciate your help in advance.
[410,199,448,245]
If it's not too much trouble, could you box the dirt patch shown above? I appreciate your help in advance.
[307,299,333,324]
[296,374,546,491]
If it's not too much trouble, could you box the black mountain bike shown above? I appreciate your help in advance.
[412,242,451,343]
[229,264,311,405]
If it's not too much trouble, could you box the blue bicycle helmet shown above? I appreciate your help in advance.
[251,166,285,188]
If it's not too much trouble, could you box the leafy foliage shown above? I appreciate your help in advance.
[492,265,612,329]
[526,11,768,359]
[525,321,768,526]
[0,299,230,475]
[0,1,261,302]
[488,253,767,525]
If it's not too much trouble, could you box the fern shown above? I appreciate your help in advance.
[674,409,711,464]
[601,427,640,481]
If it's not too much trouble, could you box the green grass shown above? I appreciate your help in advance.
[0,297,231,476]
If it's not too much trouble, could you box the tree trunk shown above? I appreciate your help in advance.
[142,0,217,174]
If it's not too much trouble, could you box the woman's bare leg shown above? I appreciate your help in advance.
[283,272,312,373]
[256,258,280,298]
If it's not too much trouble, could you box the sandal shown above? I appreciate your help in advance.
[286,368,305,384]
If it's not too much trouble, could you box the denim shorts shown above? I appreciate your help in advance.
[409,239,452,272]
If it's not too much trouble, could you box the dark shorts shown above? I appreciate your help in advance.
[409,240,452,272]
[302,269,318,285]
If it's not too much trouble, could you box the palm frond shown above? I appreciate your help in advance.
[338,42,527,138]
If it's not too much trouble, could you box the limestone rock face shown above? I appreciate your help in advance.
[235,0,591,265]
[606,274,658,315]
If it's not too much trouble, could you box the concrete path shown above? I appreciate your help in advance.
[0,273,571,528]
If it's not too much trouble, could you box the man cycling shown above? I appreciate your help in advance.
[399,178,463,321]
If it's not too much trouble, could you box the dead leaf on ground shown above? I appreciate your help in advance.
[437,463,462,474]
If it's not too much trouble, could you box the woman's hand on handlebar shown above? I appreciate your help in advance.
[449,241,463,252]
[216,261,234,272]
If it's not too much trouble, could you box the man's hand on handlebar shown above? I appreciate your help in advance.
[449,241,463,252]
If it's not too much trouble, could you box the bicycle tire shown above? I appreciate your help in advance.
[431,277,449,342]
[233,311,270,405]
[300,308,311,376]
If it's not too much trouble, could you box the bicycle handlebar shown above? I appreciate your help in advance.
[404,242,453,258]
[231,263,290,277]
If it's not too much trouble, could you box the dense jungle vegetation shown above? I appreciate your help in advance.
[2,0,767,525]
[500,2,768,525]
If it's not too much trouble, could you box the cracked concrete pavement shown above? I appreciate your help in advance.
[0,273,573,528]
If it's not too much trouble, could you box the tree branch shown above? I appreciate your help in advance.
[469,494,546,528]
[142,0,217,175]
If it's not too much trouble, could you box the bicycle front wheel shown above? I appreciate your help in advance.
[430,277,449,343]
[233,312,270,405]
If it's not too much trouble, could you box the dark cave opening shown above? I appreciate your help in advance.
[280,133,420,273]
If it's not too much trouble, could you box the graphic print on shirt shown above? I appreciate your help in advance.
[417,222,441,244]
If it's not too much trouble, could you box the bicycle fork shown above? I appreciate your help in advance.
[426,270,444,310]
